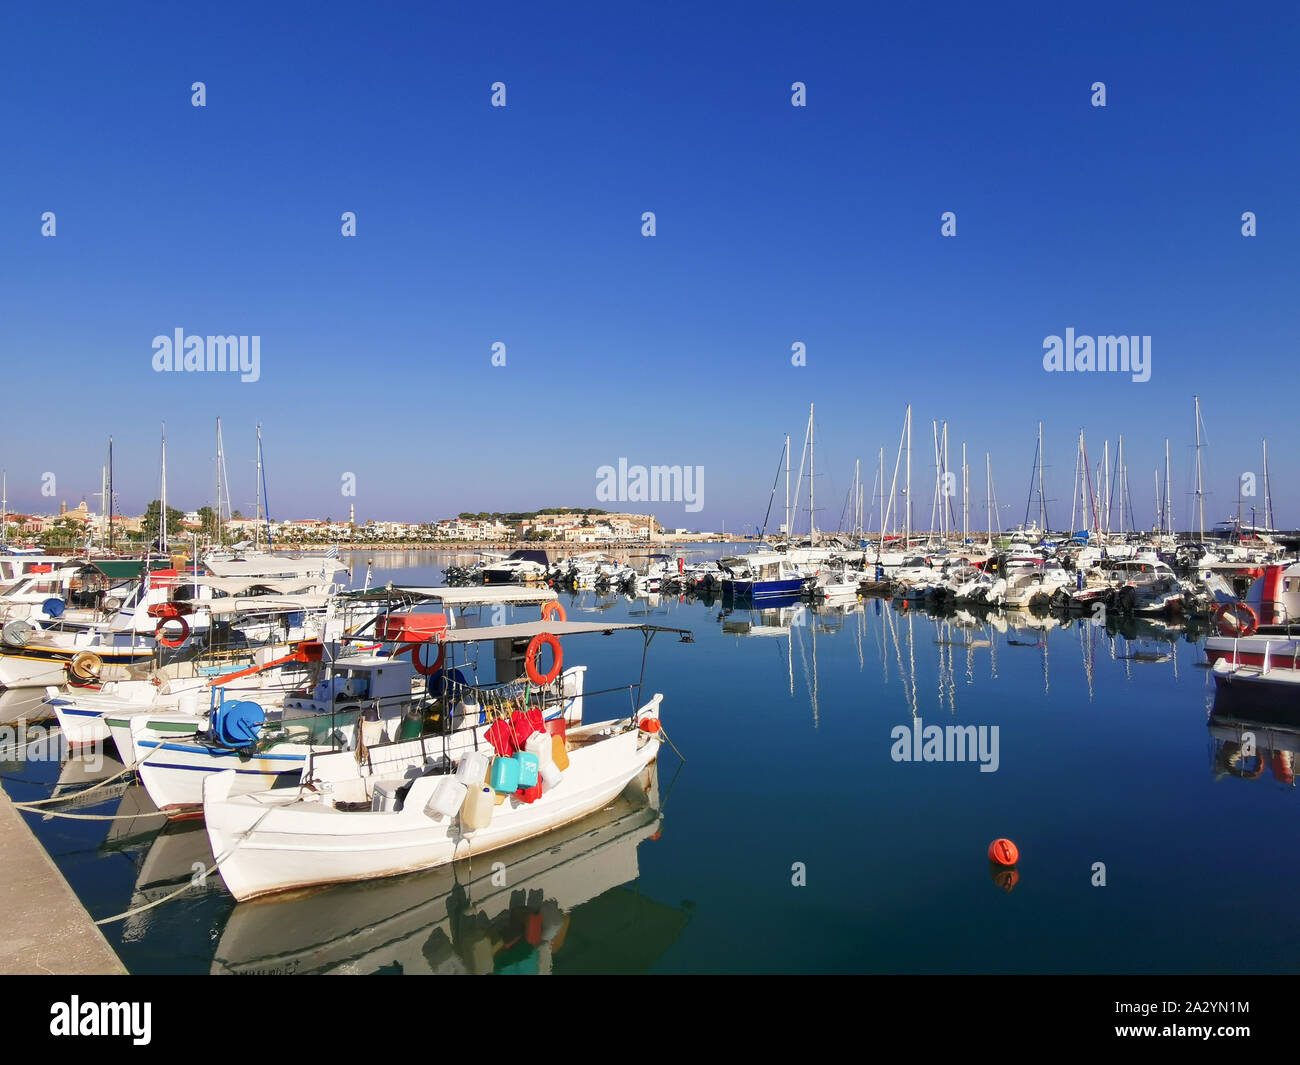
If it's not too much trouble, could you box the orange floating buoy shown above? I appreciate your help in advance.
[988,838,1019,866]
[638,717,662,734]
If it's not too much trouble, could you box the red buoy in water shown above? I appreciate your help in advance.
[988,838,1019,866]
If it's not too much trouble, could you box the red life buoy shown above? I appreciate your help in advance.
[541,601,566,623]
[156,616,190,647]
[1213,602,1259,638]
[525,632,563,686]
[403,641,446,676]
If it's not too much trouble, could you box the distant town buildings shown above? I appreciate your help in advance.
[2,505,723,547]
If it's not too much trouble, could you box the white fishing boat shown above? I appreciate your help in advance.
[203,619,689,901]
[132,652,425,816]
[209,765,671,975]
[113,586,564,806]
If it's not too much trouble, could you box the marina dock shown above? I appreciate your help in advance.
[0,787,126,975]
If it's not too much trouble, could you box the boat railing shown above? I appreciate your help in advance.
[414,670,644,742]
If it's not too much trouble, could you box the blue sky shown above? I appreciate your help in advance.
[1,2,1296,532]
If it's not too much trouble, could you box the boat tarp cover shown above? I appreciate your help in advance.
[80,560,172,579]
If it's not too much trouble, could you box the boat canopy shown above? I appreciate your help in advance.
[205,594,334,615]
[440,619,691,644]
[154,575,325,595]
[205,556,346,578]
[386,585,558,606]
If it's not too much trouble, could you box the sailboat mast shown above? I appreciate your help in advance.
[1101,440,1110,537]
[1170,439,1180,538]
[904,404,911,544]
[808,404,815,542]
[878,447,885,539]
[255,424,263,551]
[784,434,791,543]
[160,422,168,555]
[986,453,992,546]
[1194,395,1206,540]
[1069,431,1081,533]
[854,458,861,539]
[941,422,950,541]
[962,441,968,543]
[1037,421,1047,532]
[1262,440,1273,531]
[107,436,114,553]
[1154,470,1161,534]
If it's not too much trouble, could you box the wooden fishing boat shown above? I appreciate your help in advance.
[203,619,689,901]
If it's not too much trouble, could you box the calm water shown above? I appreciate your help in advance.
[3,549,1295,974]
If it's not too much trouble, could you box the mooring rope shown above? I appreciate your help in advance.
[93,805,274,925]
[10,740,166,809]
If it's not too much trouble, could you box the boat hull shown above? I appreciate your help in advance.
[721,578,805,601]
[205,725,660,901]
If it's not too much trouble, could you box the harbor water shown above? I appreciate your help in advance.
[1,549,1292,974]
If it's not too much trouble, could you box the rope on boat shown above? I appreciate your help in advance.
[10,741,165,809]
[657,725,686,763]
[13,806,167,822]
[93,806,274,925]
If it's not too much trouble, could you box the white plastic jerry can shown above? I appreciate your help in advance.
[539,760,563,790]
[428,777,468,819]
[455,751,491,786]
[461,785,495,830]
[525,730,554,768]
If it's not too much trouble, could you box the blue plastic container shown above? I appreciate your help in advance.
[489,756,520,793]
[515,751,540,788]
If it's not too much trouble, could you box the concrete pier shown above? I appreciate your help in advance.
[0,788,126,974]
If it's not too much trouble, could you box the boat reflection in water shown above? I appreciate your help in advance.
[1208,687,1298,788]
[206,764,682,974]
[141,763,681,974]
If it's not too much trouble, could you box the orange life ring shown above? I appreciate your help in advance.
[541,601,566,623]
[404,640,446,676]
[156,616,190,647]
[1213,602,1259,638]
[525,632,563,686]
